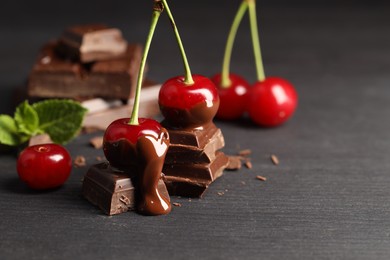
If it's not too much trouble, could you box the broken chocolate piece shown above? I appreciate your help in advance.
[28,42,142,100]
[161,122,219,148]
[82,163,169,215]
[57,24,127,63]
[164,128,225,164]
[226,155,242,171]
[163,151,228,182]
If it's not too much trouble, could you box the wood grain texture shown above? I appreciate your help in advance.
[1,1,390,259]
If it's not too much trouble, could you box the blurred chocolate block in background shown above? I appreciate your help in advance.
[28,42,142,100]
[57,24,128,63]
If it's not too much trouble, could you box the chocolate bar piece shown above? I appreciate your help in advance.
[28,41,142,100]
[164,128,225,164]
[82,162,169,215]
[161,122,219,148]
[57,24,127,63]
[163,151,229,182]
[163,153,228,198]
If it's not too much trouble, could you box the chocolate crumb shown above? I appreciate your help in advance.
[188,199,192,202]
[238,149,252,156]
[217,191,224,196]
[226,156,242,170]
[241,181,246,185]
[245,159,253,169]
[173,202,182,207]
[256,175,267,181]
[96,156,103,161]
[41,56,51,64]
[90,136,103,149]
[271,154,279,165]
[74,155,87,167]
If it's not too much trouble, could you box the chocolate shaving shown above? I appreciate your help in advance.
[90,136,103,149]
[271,154,279,165]
[238,149,252,156]
[217,191,224,196]
[173,202,182,207]
[244,159,252,169]
[226,156,242,170]
[74,155,87,167]
[256,175,267,181]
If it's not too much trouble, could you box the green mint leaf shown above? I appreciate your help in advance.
[0,115,21,146]
[32,99,87,144]
[14,100,40,136]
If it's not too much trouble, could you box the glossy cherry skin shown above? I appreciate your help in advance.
[17,144,72,190]
[211,73,250,120]
[248,77,298,127]
[103,118,165,168]
[159,74,220,128]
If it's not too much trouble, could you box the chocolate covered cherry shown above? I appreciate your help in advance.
[103,118,171,215]
[159,74,220,129]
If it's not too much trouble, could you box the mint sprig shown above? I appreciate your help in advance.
[0,99,87,146]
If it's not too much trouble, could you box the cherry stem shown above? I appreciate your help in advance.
[221,1,248,88]
[161,0,194,85]
[129,7,162,125]
[248,0,266,82]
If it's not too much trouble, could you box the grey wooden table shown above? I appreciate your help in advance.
[1,1,390,259]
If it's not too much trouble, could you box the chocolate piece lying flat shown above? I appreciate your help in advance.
[163,151,228,182]
[161,122,219,148]
[28,42,142,100]
[57,24,127,63]
[165,128,225,164]
[82,163,169,215]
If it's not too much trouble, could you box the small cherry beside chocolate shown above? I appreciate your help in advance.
[159,74,220,129]
[17,143,72,190]
[211,73,250,120]
[248,77,298,127]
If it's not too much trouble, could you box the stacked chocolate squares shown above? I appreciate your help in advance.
[26,24,161,130]
[162,122,229,198]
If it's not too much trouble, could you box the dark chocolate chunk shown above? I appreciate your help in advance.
[163,151,229,182]
[164,128,225,164]
[161,122,219,148]
[163,175,211,198]
[82,163,169,215]
[28,41,142,100]
[57,24,127,63]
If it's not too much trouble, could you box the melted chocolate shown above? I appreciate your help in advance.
[160,99,220,129]
[104,128,171,215]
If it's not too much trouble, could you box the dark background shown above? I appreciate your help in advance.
[1,1,390,259]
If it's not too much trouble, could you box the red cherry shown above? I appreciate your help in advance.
[159,74,220,128]
[248,77,298,127]
[211,73,250,120]
[103,118,165,169]
[17,144,72,190]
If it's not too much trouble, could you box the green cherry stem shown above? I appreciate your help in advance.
[221,1,248,88]
[248,0,266,82]
[129,4,162,125]
[161,0,194,85]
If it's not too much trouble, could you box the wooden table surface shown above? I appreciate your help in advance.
[1,1,390,259]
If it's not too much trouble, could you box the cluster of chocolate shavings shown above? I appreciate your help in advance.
[226,150,281,183]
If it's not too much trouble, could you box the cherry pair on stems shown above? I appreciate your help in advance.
[103,0,218,215]
[212,0,298,127]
